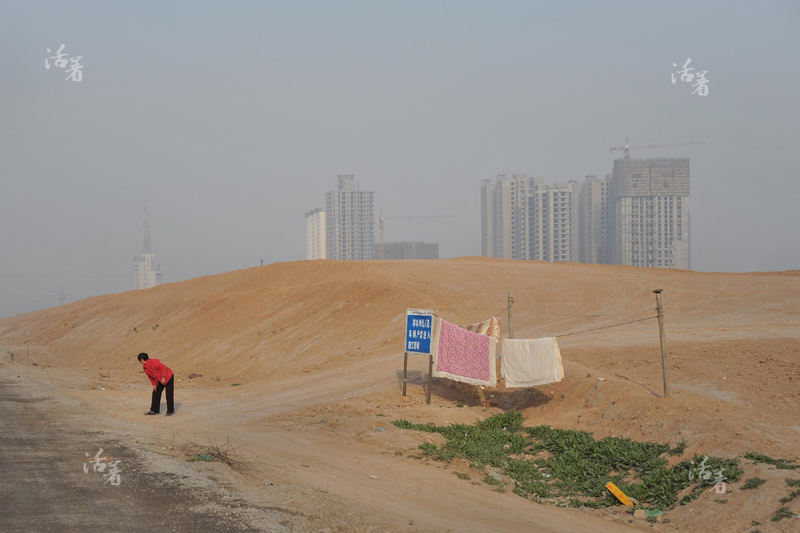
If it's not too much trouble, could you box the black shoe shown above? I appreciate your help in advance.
[145,411,159,415]
[166,411,174,417]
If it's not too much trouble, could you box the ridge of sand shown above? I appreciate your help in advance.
[1,257,798,531]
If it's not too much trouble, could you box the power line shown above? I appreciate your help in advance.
[554,316,658,338]
[492,305,509,318]
[517,304,654,319]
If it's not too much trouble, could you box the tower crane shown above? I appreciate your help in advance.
[609,137,706,158]
[379,209,452,260]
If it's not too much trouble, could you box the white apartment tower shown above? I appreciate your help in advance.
[133,206,161,290]
[581,175,611,264]
[610,158,690,269]
[481,174,540,259]
[305,208,327,260]
[481,159,691,269]
[325,175,375,261]
[528,180,582,263]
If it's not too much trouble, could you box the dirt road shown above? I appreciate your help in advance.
[0,365,302,532]
[1,363,647,532]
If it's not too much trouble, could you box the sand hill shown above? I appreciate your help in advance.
[1,258,798,531]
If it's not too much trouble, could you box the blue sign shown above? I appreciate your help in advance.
[405,308,434,354]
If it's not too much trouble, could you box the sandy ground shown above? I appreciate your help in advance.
[1,257,798,531]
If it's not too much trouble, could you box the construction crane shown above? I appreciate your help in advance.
[379,209,452,260]
[610,137,706,158]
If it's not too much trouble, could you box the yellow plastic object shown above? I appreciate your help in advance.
[605,481,634,506]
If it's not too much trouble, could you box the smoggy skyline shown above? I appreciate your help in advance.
[2,1,799,318]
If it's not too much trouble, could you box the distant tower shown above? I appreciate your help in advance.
[133,204,162,289]
[325,175,375,260]
[305,208,327,260]
[481,174,541,260]
[58,290,66,306]
[609,157,690,269]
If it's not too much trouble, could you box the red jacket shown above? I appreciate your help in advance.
[142,358,174,387]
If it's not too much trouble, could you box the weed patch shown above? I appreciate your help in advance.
[779,489,800,504]
[771,507,794,522]
[484,474,504,487]
[742,477,767,490]
[744,452,799,470]
[393,411,741,512]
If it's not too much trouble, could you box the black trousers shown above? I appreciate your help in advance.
[150,376,175,413]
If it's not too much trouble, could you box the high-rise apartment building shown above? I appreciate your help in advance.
[481,159,690,269]
[528,180,582,263]
[133,206,161,290]
[609,158,690,269]
[481,174,541,259]
[580,175,611,264]
[325,175,375,261]
[305,208,326,260]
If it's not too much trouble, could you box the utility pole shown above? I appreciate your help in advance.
[507,292,514,339]
[653,290,670,398]
[26,331,29,363]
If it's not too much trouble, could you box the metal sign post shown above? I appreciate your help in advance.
[403,308,435,403]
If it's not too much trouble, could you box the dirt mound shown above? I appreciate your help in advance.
[1,258,797,380]
[2,257,798,531]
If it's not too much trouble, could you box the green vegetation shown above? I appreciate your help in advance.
[786,478,800,487]
[392,411,742,511]
[454,471,470,480]
[779,489,800,504]
[742,477,767,490]
[484,474,504,487]
[744,452,799,470]
[188,454,213,462]
[771,507,794,522]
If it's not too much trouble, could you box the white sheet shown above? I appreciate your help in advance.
[501,337,564,388]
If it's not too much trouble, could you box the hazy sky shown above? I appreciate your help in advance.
[2,1,799,318]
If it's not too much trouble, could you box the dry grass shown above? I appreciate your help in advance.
[177,434,244,468]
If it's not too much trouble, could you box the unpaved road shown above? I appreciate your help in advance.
[0,363,646,532]
[0,366,297,532]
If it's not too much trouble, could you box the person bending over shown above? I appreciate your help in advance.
[138,352,175,416]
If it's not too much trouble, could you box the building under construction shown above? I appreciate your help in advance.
[609,157,690,269]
